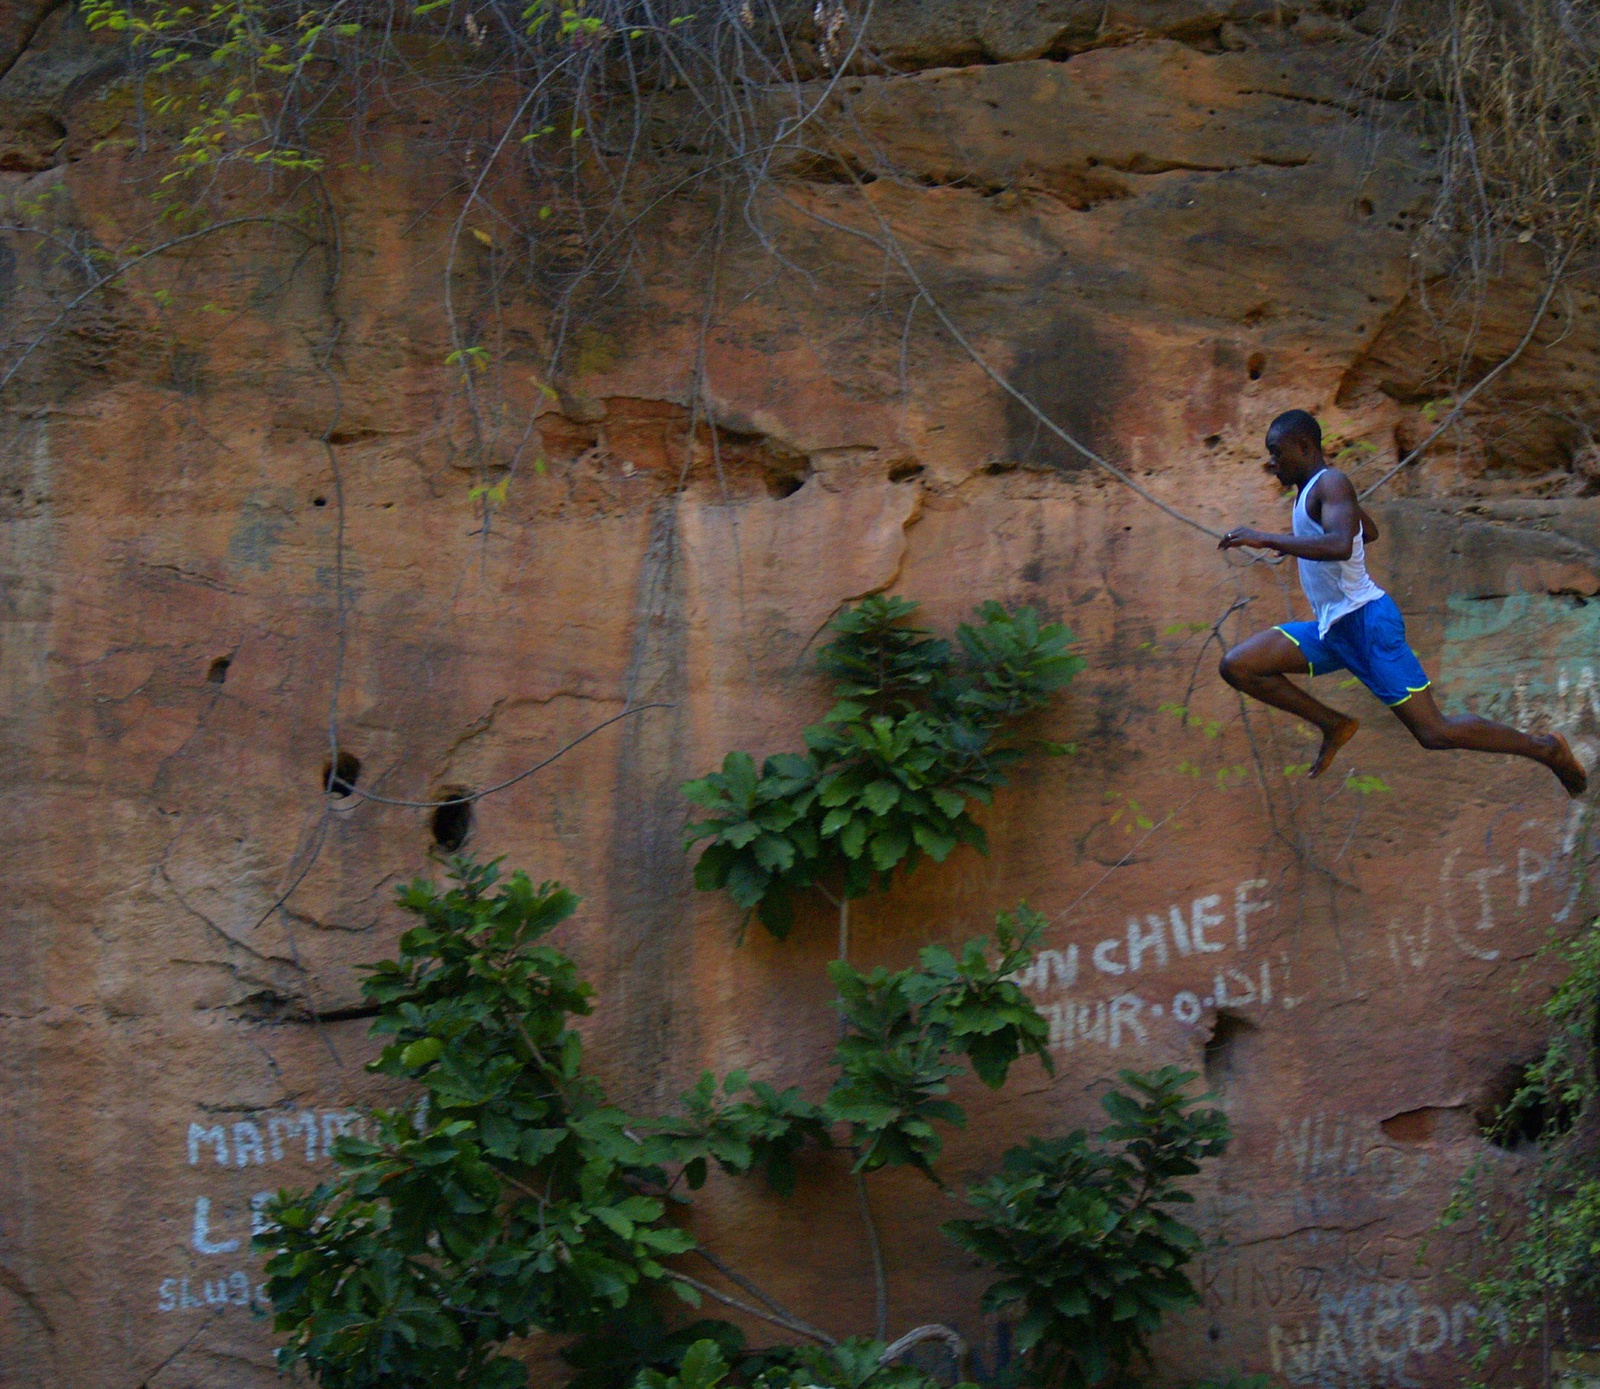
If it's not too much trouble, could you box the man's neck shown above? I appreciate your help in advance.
[1296,458,1327,492]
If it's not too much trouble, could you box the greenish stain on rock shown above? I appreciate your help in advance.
[1440,593,1600,737]
[227,488,294,572]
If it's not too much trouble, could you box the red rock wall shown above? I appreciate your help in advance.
[2,3,1599,1385]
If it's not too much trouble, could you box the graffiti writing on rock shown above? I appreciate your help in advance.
[1269,1281,1506,1388]
[163,1108,370,1315]
[1017,878,1286,1050]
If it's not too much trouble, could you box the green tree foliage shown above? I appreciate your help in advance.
[827,906,1053,1176]
[643,1335,982,1389]
[82,0,344,182]
[257,859,1228,1389]
[943,1068,1230,1389]
[684,597,1083,937]
[258,859,703,1389]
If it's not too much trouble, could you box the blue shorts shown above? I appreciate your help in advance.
[1275,595,1432,707]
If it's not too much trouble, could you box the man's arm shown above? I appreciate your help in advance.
[1218,472,1363,559]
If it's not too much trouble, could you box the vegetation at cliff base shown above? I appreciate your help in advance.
[255,856,1230,1389]
[1440,910,1600,1381]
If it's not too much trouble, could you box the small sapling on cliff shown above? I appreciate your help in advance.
[682,596,1083,942]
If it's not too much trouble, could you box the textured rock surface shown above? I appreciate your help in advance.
[1,3,1599,1386]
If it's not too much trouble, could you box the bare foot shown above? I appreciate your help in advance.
[1308,716,1360,779]
[1543,732,1589,797]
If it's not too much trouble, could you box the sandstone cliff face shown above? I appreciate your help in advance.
[1,2,1598,1386]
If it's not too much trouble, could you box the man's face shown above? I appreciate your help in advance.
[1264,432,1307,486]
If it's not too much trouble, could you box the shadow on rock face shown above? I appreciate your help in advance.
[1002,313,1124,474]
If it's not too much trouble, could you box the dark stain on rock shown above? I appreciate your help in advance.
[605,499,697,1108]
[0,240,16,310]
[1003,314,1123,474]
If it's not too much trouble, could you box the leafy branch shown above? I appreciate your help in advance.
[944,1067,1230,1389]
[684,596,1082,938]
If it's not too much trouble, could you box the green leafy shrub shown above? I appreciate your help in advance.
[633,1334,980,1389]
[943,1068,1230,1389]
[684,596,1082,938]
[257,859,1227,1389]
[258,860,702,1389]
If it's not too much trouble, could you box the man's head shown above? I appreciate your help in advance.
[1264,409,1324,486]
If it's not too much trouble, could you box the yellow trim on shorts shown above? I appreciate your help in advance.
[1273,625,1313,677]
[1386,682,1432,708]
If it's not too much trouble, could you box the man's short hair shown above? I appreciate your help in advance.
[1267,409,1322,448]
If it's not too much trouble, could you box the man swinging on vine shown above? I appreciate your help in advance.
[1217,409,1588,797]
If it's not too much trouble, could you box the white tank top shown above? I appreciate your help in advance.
[1293,469,1385,636]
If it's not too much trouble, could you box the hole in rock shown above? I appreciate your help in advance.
[323,751,362,797]
[1355,197,1374,217]
[1247,352,1265,381]
[1203,434,1222,448]
[1204,1011,1256,1094]
[888,460,925,483]
[206,656,231,684]
[1562,1291,1600,1350]
[1477,1058,1577,1149]
[1380,1107,1436,1144]
[431,788,473,851]
[768,472,807,499]
[312,496,328,507]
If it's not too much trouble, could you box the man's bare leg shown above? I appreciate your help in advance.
[1219,629,1360,779]
[1389,689,1589,796]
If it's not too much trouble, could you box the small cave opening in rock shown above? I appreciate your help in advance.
[206,655,231,684]
[1203,434,1222,448]
[888,459,925,483]
[312,495,328,507]
[1476,1058,1579,1150]
[322,751,362,797]
[1247,352,1266,381]
[1204,1011,1257,1095]
[767,471,808,499]
[431,789,473,851]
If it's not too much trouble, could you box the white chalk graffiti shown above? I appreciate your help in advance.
[1015,879,1274,994]
[187,1109,369,1167]
[1019,879,1283,1050]
[166,1109,368,1314]
[1269,1281,1506,1387]
[1387,808,1590,970]
[1040,958,1289,1051]
[158,1270,269,1313]
[1272,1114,1431,1201]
